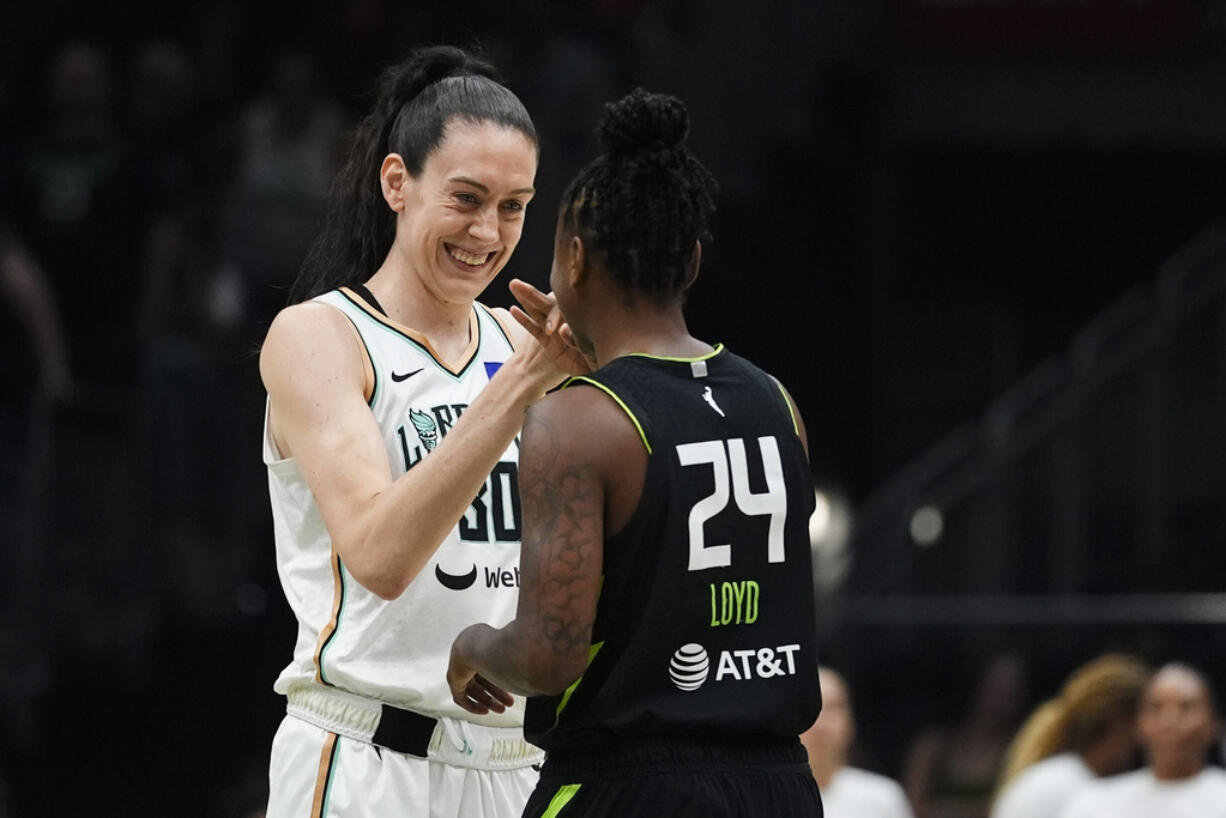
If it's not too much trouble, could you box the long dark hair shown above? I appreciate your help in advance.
[559,87,718,306]
[288,45,538,304]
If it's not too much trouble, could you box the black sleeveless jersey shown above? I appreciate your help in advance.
[523,345,820,752]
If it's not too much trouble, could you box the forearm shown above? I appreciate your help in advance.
[340,352,550,597]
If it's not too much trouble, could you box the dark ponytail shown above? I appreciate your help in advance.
[559,87,718,305]
[288,45,538,304]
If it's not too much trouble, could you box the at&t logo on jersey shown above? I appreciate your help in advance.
[668,642,802,691]
[669,644,710,690]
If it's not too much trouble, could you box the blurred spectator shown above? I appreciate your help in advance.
[990,653,1151,818]
[121,41,207,217]
[0,225,67,746]
[128,38,262,630]
[903,652,1029,818]
[308,0,420,114]
[5,41,140,390]
[802,666,916,818]
[0,227,71,407]
[1059,663,1226,818]
[219,45,348,335]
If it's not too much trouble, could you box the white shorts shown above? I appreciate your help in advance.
[266,687,543,818]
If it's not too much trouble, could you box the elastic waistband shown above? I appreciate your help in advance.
[539,736,808,780]
[285,683,544,770]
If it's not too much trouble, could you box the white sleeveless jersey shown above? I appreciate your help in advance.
[265,287,525,726]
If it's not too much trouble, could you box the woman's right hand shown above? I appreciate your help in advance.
[508,278,595,378]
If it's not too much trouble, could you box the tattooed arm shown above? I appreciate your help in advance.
[448,384,643,712]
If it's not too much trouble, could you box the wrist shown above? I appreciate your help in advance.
[495,350,555,408]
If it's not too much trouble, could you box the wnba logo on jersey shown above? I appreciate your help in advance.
[669,642,802,691]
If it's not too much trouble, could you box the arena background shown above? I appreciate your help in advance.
[1,1,1224,814]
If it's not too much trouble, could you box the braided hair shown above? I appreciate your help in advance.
[289,45,538,304]
[560,88,718,305]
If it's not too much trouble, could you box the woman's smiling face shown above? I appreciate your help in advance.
[393,118,537,305]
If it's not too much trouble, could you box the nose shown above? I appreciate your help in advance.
[468,206,499,243]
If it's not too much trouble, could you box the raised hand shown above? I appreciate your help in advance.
[508,279,595,376]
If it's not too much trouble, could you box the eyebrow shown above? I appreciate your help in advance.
[450,176,535,197]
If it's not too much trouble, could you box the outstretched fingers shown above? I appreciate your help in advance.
[509,279,562,333]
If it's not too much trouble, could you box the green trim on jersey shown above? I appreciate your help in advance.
[320,734,341,817]
[623,341,725,363]
[554,640,604,725]
[562,377,651,454]
[772,379,799,436]
[541,783,581,818]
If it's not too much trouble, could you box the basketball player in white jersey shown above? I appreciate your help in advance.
[258,45,585,817]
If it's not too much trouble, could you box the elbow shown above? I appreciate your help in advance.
[365,576,410,601]
[338,547,417,601]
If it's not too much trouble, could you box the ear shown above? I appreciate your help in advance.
[683,240,702,290]
[380,153,409,213]
[567,234,589,288]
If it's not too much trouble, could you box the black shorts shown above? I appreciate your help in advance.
[523,737,822,818]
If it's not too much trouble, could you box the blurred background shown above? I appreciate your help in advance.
[1,0,1224,815]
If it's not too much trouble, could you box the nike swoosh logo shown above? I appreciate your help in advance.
[391,368,424,382]
[435,563,477,590]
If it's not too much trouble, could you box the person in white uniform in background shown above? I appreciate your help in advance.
[801,666,916,818]
[1059,662,1226,818]
[990,653,1150,818]
[259,44,585,818]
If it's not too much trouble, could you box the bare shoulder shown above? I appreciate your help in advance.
[486,304,530,348]
[259,300,362,389]
[525,382,642,458]
[522,380,650,534]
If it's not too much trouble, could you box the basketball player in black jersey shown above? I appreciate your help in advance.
[447,88,823,817]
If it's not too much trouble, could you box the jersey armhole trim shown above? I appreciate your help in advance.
[348,313,378,407]
[563,376,652,454]
[317,296,378,406]
[553,640,604,725]
[478,302,518,350]
[771,378,799,437]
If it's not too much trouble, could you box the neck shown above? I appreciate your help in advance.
[1080,745,1114,778]
[1081,742,1127,777]
[1150,755,1204,782]
[366,264,473,349]
[587,300,710,367]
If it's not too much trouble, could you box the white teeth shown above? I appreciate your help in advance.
[449,247,490,266]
